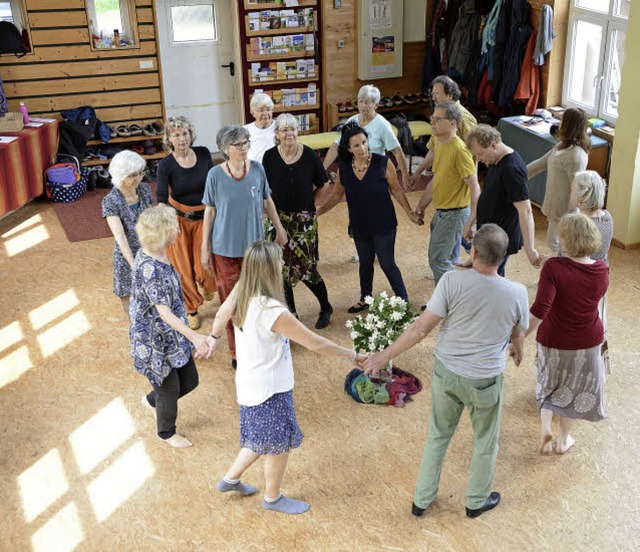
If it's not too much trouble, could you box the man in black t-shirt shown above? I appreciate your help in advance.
[466,125,543,276]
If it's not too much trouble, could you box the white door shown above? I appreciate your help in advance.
[155,0,240,151]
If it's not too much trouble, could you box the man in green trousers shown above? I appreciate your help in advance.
[361,224,529,518]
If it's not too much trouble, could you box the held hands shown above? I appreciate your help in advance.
[462,221,475,242]
[352,353,368,368]
[193,333,213,360]
[507,343,522,367]
[408,211,424,226]
[407,173,420,191]
[360,351,389,376]
[526,248,547,269]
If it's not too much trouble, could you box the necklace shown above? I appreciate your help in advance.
[279,144,300,164]
[352,153,371,174]
[226,160,247,181]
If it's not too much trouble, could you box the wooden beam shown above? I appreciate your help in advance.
[4,73,160,97]
[1,58,158,80]
[7,88,162,112]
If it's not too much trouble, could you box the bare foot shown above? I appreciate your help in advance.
[455,259,472,268]
[556,435,575,454]
[162,434,193,448]
[539,433,553,455]
[141,395,156,418]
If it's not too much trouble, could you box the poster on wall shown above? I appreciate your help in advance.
[369,0,392,30]
[358,0,403,79]
[371,36,395,73]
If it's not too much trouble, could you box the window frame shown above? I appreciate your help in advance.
[562,0,628,124]
[85,0,140,51]
[0,0,33,57]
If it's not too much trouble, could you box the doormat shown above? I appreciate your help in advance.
[52,182,156,243]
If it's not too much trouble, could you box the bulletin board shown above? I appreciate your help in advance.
[358,0,404,80]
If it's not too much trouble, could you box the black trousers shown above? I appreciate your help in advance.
[283,276,331,315]
[146,355,199,439]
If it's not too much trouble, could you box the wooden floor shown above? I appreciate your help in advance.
[1,196,639,552]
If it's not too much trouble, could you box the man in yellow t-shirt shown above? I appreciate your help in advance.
[416,103,480,285]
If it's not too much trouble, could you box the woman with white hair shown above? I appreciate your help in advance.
[262,113,333,328]
[244,92,276,163]
[201,125,287,368]
[101,150,154,315]
[571,170,613,372]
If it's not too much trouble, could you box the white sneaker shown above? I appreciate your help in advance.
[351,254,359,263]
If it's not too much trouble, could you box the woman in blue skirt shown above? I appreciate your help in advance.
[206,241,365,515]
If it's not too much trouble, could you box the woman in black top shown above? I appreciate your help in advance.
[157,116,217,330]
[317,122,421,313]
[263,114,333,329]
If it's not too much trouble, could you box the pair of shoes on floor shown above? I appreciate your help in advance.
[315,305,333,329]
[347,301,368,314]
[411,491,501,519]
[198,283,216,302]
[115,123,143,137]
[187,312,200,330]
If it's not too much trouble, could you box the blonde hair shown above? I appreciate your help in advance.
[136,204,180,253]
[163,116,196,151]
[559,212,601,258]
[232,241,284,329]
[467,124,502,149]
[573,170,606,212]
[273,113,299,145]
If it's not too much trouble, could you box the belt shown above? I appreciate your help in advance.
[437,206,467,212]
[173,207,204,221]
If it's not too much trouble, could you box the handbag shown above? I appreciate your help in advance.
[47,156,88,203]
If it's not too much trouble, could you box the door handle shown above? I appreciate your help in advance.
[221,61,235,76]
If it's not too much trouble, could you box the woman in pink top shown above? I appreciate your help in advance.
[525,213,608,455]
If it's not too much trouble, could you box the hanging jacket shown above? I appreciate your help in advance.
[448,0,483,76]
[496,0,532,106]
[514,29,540,114]
[0,69,7,115]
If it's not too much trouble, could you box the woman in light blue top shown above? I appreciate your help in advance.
[200,125,287,367]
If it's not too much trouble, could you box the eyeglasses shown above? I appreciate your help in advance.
[131,169,145,178]
[429,115,450,124]
[230,140,251,149]
[254,108,273,114]
[277,127,298,133]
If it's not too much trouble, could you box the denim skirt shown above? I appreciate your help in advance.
[239,390,304,455]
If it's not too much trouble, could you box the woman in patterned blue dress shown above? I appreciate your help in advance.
[206,241,366,514]
[132,205,212,448]
[101,151,154,315]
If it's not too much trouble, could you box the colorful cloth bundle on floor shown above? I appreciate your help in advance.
[344,367,422,407]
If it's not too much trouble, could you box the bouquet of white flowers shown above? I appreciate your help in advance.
[345,292,417,380]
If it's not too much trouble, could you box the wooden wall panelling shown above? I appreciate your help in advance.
[0,0,165,138]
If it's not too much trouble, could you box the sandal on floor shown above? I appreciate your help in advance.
[347,301,369,314]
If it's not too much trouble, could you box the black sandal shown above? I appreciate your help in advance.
[347,301,369,314]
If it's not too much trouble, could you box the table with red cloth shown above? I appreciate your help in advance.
[0,120,59,217]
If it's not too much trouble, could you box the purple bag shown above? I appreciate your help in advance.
[46,163,79,185]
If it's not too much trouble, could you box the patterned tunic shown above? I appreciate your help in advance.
[101,183,154,296]
[129,251,193,387]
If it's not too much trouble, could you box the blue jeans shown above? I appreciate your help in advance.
[429,207,470,285]
[353,229,408,301]
[450,235,472,264]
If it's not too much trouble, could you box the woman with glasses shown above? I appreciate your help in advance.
[201,125,288,368]
[262,114,333,329]
[102,150,154,316]
[245,92,276,163]
[156,116,218,330]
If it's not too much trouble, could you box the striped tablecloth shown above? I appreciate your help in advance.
[0,120,59,217]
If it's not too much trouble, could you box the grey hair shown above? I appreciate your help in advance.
[273,113,299,145]
[573,170,606,212]
[431,75,461,101]
[250,92,274,112]
[358,84,381,105]
[434,102,461,128]
[472,223,508,267]
[108,150,146,187]
[216,125,251,160]
[163,115,196,151]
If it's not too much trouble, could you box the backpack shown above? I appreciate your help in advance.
[0,21,25,56]
[388,113,413,154]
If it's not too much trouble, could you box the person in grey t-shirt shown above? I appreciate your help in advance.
[362,224,529,519]
[201,125,287,368]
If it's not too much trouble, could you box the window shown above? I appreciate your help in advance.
[563,0,629,123]
[0,0,26,31]
[169,0,217,44]
[86,0,139,49]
